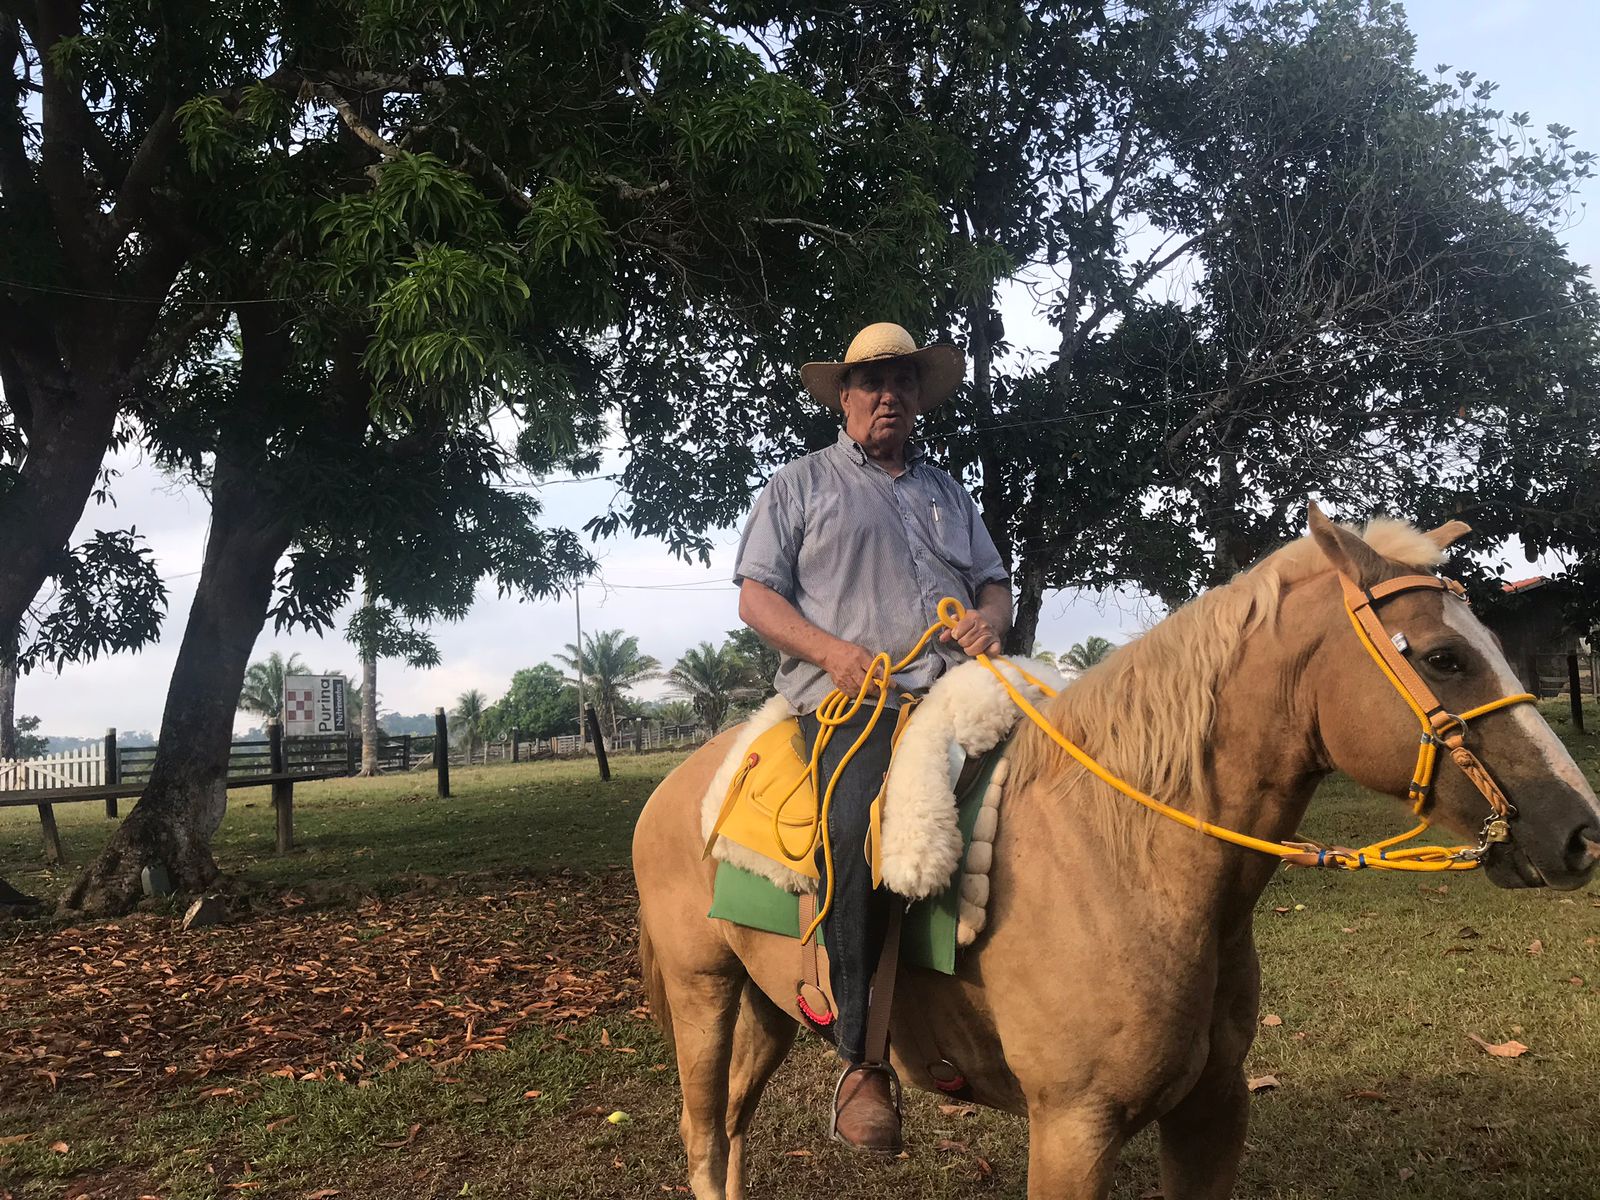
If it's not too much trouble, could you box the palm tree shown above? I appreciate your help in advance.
[453,689,488,764]
[555,630,660,739]
[654,699,698,729]
[1030,644,1059,668]
[238,652,310,719]
[1064,636,1117,671]
[668,641,757,734]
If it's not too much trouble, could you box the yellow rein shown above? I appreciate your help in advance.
[724,579,1535,945]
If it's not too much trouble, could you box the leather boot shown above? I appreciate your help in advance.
[831,1063,902,1153]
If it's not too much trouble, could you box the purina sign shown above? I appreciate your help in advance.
[283,675,348,737]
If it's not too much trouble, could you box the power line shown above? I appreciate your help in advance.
[0,276,293,306]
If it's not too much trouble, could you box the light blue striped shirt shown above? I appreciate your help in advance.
[734,429,1010,713]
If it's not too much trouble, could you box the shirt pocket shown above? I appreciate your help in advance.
[931,497,974,573]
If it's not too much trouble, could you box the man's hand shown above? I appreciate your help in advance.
[823,640,878,694]
[941,610,1002,658]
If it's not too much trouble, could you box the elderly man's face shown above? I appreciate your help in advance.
[840,358,920,457]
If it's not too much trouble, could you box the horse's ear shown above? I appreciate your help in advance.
[1422,519,1472,550]
[1307,503,1390,588]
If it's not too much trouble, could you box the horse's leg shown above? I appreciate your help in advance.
[662,960,746,1199]
[1025,1101,1127,1199]
[1155,945,1259,1199]
[723,981,798,1199]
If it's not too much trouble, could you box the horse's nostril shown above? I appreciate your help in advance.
[1564,827,1600,874]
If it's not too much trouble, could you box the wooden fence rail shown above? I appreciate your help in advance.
[0,711,715,865]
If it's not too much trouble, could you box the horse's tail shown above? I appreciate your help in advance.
[638,918,676,1053]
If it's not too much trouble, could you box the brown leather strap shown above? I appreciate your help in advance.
[798,891,823,993]
[1341,574,1451,723]
[862,900,904,1064]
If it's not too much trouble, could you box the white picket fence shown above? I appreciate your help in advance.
[0,744,107,791]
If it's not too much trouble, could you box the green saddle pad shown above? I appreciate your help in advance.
[706,749,1003,975]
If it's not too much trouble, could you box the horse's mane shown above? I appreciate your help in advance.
[1004,519,1446,862]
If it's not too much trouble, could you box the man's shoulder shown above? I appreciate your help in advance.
[767,444,843,490]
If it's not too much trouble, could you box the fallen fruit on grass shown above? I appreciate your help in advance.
[607,1110,631,1125]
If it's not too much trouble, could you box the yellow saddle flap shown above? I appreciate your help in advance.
[704,718,820,879]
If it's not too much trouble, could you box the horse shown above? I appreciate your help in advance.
[631,509,1600,1199]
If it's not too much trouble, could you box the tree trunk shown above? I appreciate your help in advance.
[1009,554,1048,658]
[0,383,123,639]
[359,582,380,776]
[60,445,296,915]
[0,655,16,760]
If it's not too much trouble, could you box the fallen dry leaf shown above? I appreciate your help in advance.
[1346,1089,1389,1102]
[1247,1075,1279,1093]
[1398,1167,1416,1181]
[375,1123,421,1149]
[1260,1014,1283,1028]
[937,1102,978,1117]
[265,1115,297,1133]
[522,1089,543,1099]
[48,1140,69,1154]
[1528,939,1544,956]
[1467,1034,1529,1059]
[0,1134,33,1146]
[303,1191,340,1199]
[0,874,642,1102]
[783,1148,811,1157]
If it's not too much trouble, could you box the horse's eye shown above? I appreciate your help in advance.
[1423,650,1464,674]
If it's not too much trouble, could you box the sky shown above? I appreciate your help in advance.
[14,0,1600,739]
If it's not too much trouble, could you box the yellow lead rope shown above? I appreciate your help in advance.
[946,595,1531,872]
[712,587,1534,948]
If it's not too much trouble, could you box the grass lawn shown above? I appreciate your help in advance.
[1,705,1597,1200]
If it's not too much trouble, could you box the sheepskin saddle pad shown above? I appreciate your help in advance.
[702,657,1066,939]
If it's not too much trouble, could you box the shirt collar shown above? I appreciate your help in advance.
[834,427,926,471]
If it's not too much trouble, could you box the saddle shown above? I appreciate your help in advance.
[701,656,1067,961]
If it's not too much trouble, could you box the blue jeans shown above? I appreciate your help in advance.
[799,707,898,1064]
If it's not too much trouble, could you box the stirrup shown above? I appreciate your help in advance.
[829,1060,903,1143]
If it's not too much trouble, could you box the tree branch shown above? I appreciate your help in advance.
[747,216,856,242]
[317,84,403,160]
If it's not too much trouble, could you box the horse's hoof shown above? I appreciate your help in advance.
[831,1063,903,1154]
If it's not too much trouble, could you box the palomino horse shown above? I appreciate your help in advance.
[632,510,1600,1198]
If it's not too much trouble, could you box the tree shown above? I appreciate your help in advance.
[1063,637,1117,671]
[237,653,310,721]
[355,583,380,776]
[725,627,780,690]
[49,0,935,915]
[556,631,660,740]
[668,641,757,734]
[650,699,699,730]
[0,657,14,759]
[486,665,578,743]
[760,1,1597,647]
[11,714,47,759]
[452,689,488,763]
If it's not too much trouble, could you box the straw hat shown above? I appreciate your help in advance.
[800,322,965,413]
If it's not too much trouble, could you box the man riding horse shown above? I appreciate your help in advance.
[732,322,1014,1151]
